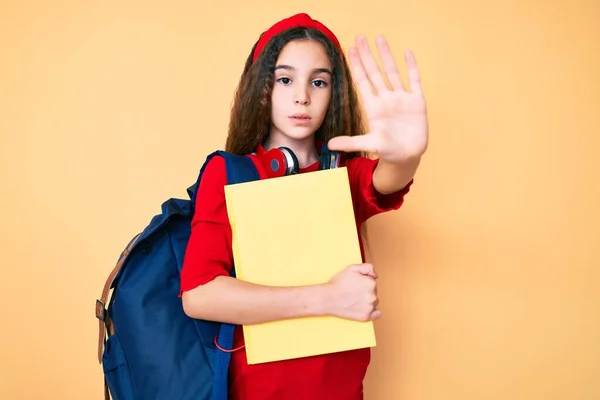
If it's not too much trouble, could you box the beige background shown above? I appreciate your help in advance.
[1,0,598,399]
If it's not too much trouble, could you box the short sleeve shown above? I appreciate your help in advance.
[180,155,233,294]
[346,156,413,224]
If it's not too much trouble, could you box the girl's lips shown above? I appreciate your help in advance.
[289,114,312,125]
[290,113,311,119]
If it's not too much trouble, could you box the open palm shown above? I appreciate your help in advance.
[328,35,428,164]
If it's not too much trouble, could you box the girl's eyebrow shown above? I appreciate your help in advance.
[274,64,332,75]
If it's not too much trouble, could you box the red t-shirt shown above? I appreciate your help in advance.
[180,146,412,399]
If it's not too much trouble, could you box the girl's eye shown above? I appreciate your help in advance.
[276,77,328,88]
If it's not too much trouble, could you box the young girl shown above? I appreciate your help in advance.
[180,12,428,400]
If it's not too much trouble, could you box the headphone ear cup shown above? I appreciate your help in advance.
[261,148,287,177]
[278,147,299,175]
[258,146,300,178]
[318,142,340,170]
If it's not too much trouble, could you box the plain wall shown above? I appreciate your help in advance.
[1,0,598,399]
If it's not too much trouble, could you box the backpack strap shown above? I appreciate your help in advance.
[96,232,142,365]
[96,233,142,400]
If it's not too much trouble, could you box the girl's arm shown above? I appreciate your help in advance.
[372,156,421,195]
[182,277,327,325]
[182,263,381,325]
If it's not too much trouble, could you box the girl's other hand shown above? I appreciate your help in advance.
[325,263,382,322]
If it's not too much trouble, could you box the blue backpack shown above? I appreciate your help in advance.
[95,151,260,400]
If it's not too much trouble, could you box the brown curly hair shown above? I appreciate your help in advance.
[225,27,366,159]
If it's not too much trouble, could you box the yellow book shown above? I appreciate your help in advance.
[223,166,377,365]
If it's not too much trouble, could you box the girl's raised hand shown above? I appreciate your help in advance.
[328,35,428,165]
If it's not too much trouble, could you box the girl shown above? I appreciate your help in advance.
[180,12,428,400]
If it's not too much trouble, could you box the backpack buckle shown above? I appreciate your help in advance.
[95,299,106,322]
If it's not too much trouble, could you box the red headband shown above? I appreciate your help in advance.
[252,13,343,63]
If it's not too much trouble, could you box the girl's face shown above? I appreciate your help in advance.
[269,39,333,145]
